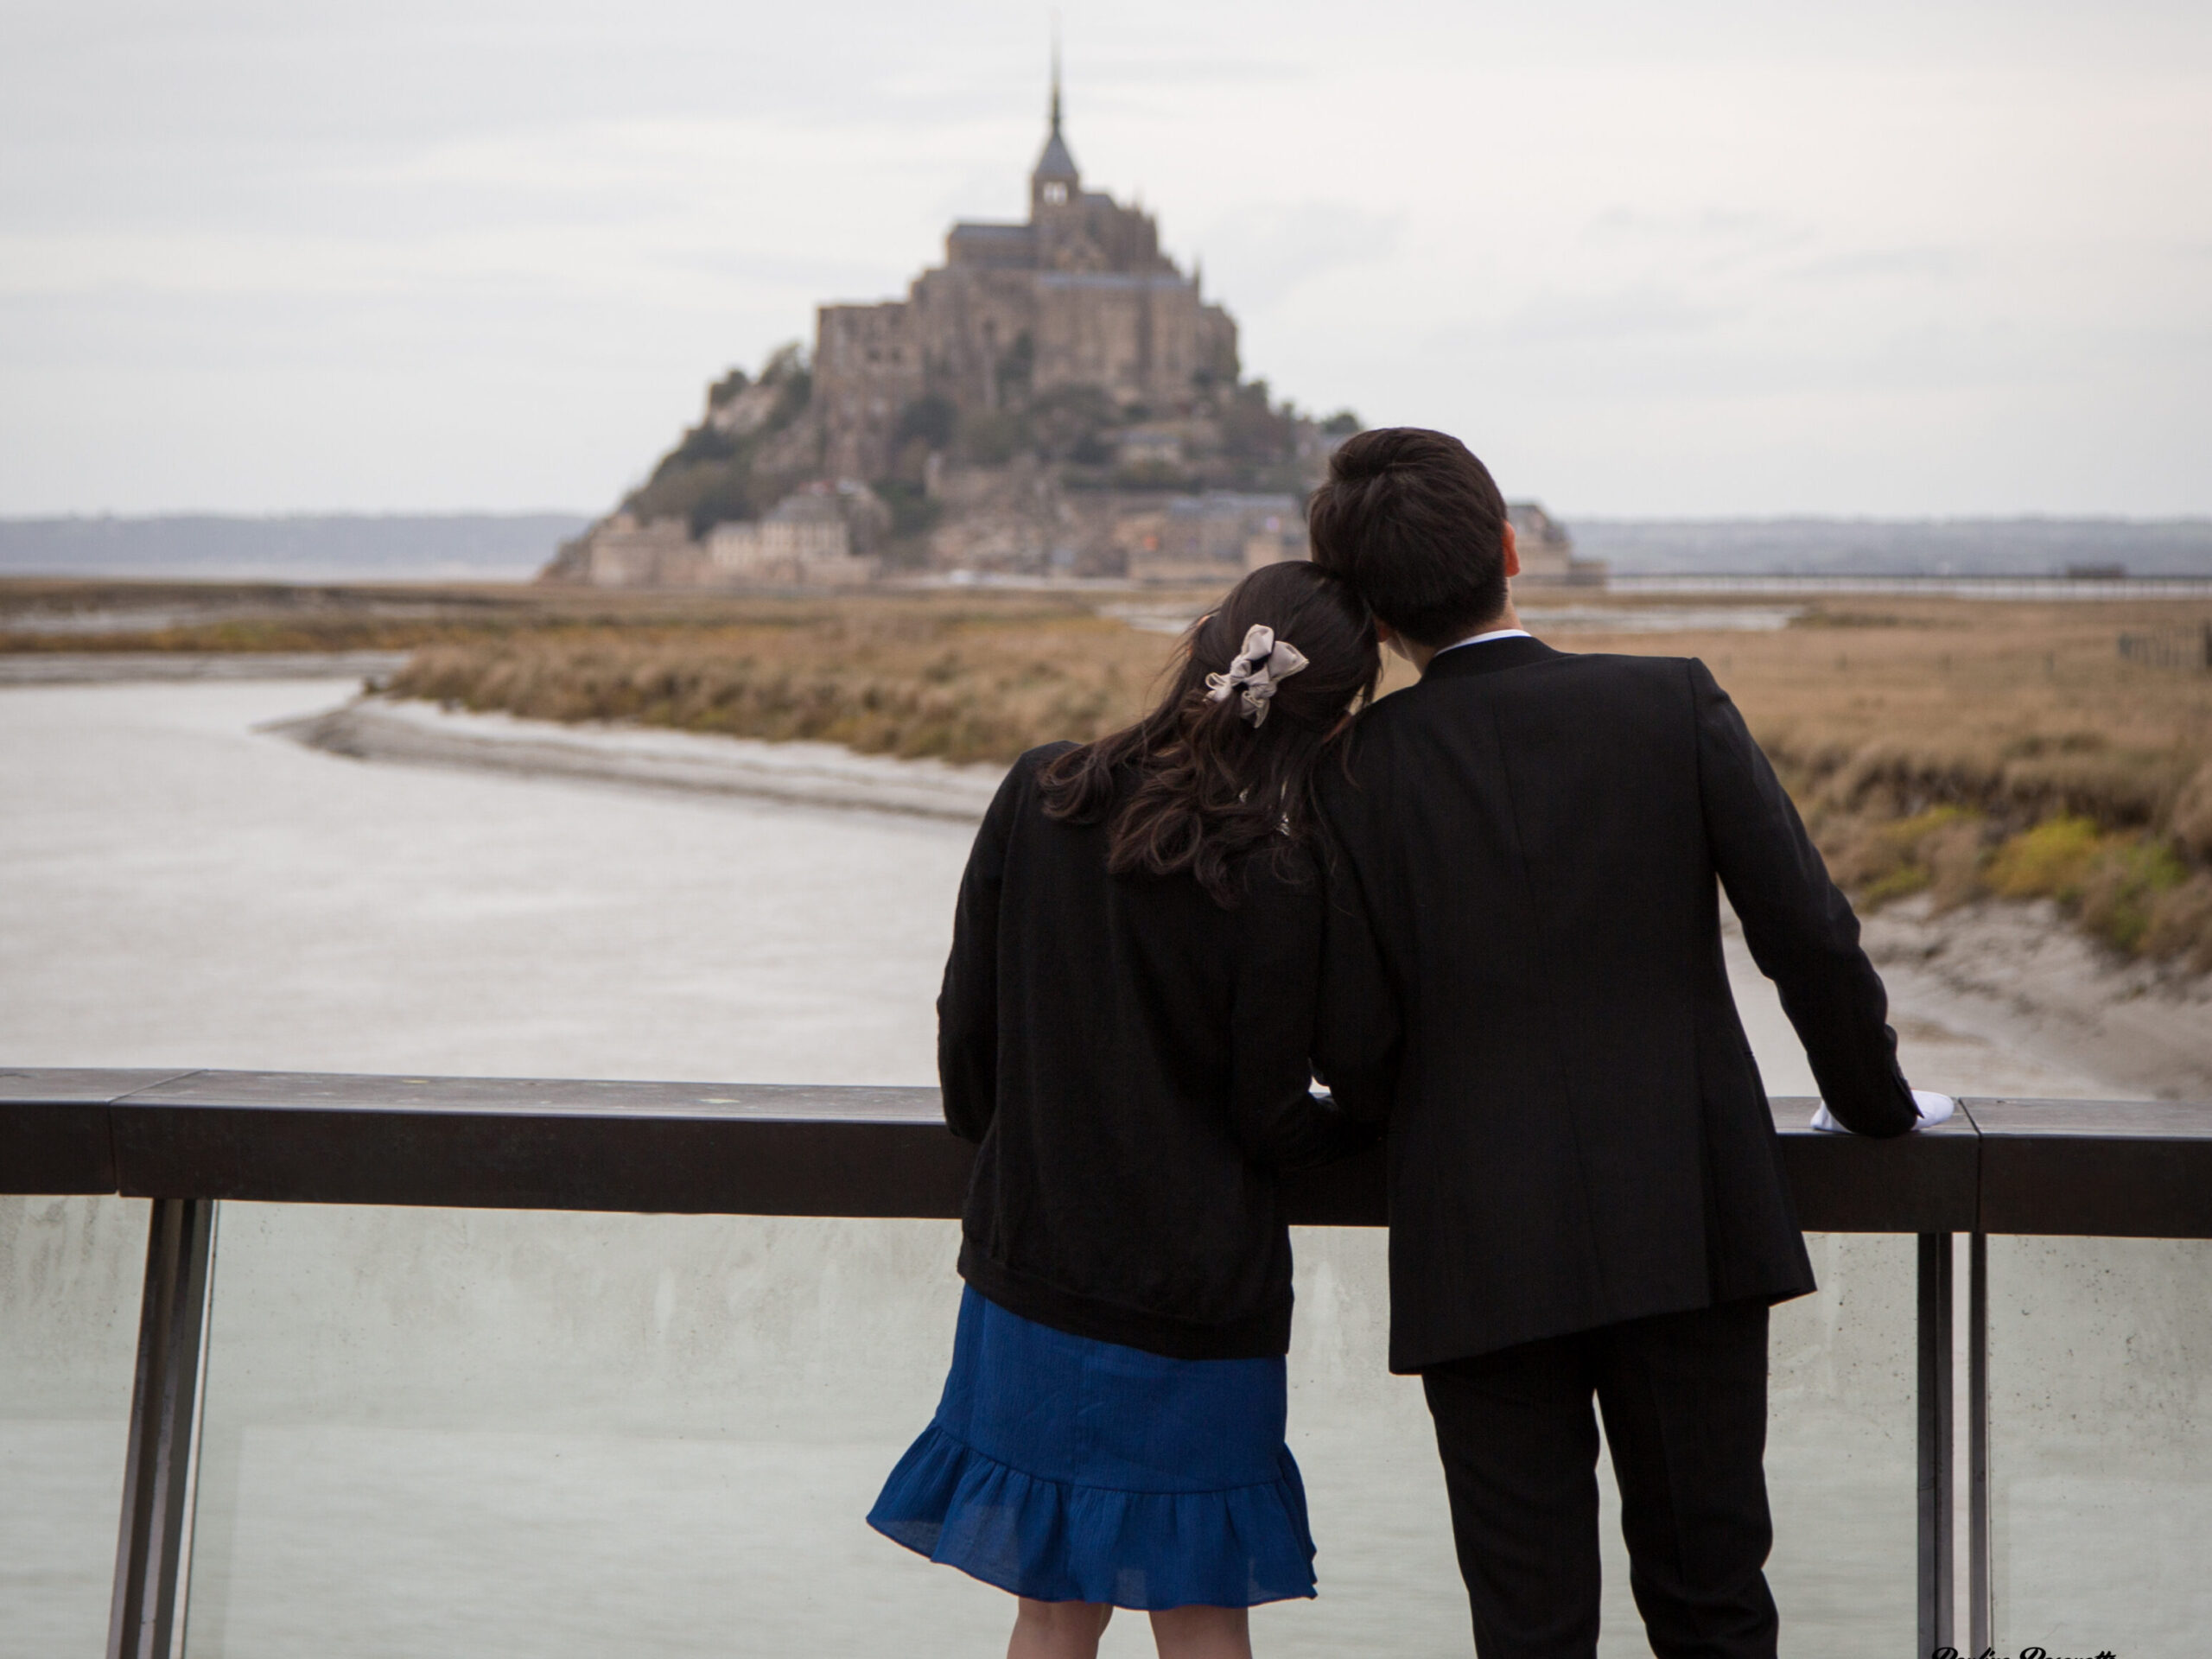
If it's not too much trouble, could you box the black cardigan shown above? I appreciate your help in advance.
[938,743,1391,1359]
[1316,637,1920,1372]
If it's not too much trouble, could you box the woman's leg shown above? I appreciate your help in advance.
[1007,1598,1113,1659]
[1147,1605,1251,1659]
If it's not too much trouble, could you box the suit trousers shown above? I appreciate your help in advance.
[1421,1297,1779,1659]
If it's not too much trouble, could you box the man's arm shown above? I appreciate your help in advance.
[1691,659,1919,1138]
[936,767,1021,1144]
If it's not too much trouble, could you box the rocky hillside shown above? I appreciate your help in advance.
[540,343,1357,580]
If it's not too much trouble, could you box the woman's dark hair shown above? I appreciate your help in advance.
[1306,427,1510,647]
[1038,561,1379,907]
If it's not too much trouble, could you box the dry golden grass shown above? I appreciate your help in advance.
[1602,598,2212,832]
[1528,594,2212,967]
[385,595,1186,766]
[379,589,2212,963]
[10,578,2210,966]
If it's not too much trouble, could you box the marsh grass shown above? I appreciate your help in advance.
[385,601,1184,766]
[12,580,2211,968]
[1551,595,2212,968]
[1825,806,1988,911]
[380,590,2212,965]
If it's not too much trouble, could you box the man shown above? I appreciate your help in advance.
[1306,428,1936,1657]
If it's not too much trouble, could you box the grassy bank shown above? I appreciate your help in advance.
[388,593,2212,969]
[10,579,2209,969]
[1548,596,2212,969]
[385,597,1181,765]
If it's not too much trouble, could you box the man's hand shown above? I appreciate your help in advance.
[1808,1090,1955,1134]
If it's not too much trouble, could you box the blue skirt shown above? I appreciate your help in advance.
[868,1286,1318,1609]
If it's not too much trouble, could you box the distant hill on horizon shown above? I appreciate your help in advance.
[3,510,2209,583]
[0,512,594,582]
[1567,516,2212,577]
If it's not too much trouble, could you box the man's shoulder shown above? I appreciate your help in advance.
[1363,647,1700,719]
[1332,650,1713,780]
[1505,652,1715,741]
[1482,650,1713,721]
[1563,652,1732,721]
[1558,650,1704,689]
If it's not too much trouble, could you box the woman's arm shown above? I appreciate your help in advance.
[1311,829,1401,1126]
[1226,873,1387,1169]
[937,768,1021,1144]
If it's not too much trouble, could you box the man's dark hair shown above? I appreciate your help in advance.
[1306,428,1510,647]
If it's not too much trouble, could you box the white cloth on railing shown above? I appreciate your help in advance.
[1808,1090,1955,1135]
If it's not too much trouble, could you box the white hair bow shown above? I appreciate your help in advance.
[1205,623,1310,727]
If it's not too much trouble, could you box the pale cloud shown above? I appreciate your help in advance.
[0,0,2207,514]
[1189,201,1402,314]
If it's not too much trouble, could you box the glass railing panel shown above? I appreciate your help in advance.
[1285,1229,1917,1656]
[181,1205,997,1659]
[1586,1232,1919,1654]
[1988,1235,2212,1653]
[179,1205,1923,1657]
[184,1209,1458,1658]
[1762,1232,1918,1655]
[0,1195,151,1659]
[1271,1227,1463,1651]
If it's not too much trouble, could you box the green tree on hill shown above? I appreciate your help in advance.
[625,345,814,537]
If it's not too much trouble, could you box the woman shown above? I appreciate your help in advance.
[868,561,1397,1659]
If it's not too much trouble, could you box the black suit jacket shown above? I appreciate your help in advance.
[1316,637,1918,1373]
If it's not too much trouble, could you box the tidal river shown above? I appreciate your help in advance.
[1,677,2198,1657]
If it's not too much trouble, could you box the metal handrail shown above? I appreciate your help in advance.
[6,1068,2209,1658]
[11,1067,2210,1233]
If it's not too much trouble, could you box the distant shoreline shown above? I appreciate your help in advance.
[4,512,2209,582]
[0,511,590,582]
[0,651,409,685]
[1608,573,2212,599]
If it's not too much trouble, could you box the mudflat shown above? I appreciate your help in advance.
[16,577,2205,970]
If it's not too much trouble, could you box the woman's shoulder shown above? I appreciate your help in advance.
[1001,741,1085,809]
[1014,740,1084,776]
[984,741,1084,814]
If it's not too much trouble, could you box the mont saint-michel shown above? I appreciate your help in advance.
[544,75,1594,589]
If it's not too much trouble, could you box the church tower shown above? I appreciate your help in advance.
[817,42,1239,476]
[1029,44,1080,217]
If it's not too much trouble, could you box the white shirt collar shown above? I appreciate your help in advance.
[1435,626,1532,657]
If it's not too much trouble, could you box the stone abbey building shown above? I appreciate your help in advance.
[814,74,1239,480]
[543,67,1601,588]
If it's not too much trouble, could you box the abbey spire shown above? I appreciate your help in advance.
[1031,39,1079,208]
[812,51,1240,479]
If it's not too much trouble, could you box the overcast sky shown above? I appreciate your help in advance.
[3,0,2207,517]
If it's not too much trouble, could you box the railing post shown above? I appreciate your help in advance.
[108,1197,216,1659]
[1967,1230,1991,1653]
[1917,1232,1955,1656]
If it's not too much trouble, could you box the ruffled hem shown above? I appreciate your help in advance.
[868,1421,1318,1609]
